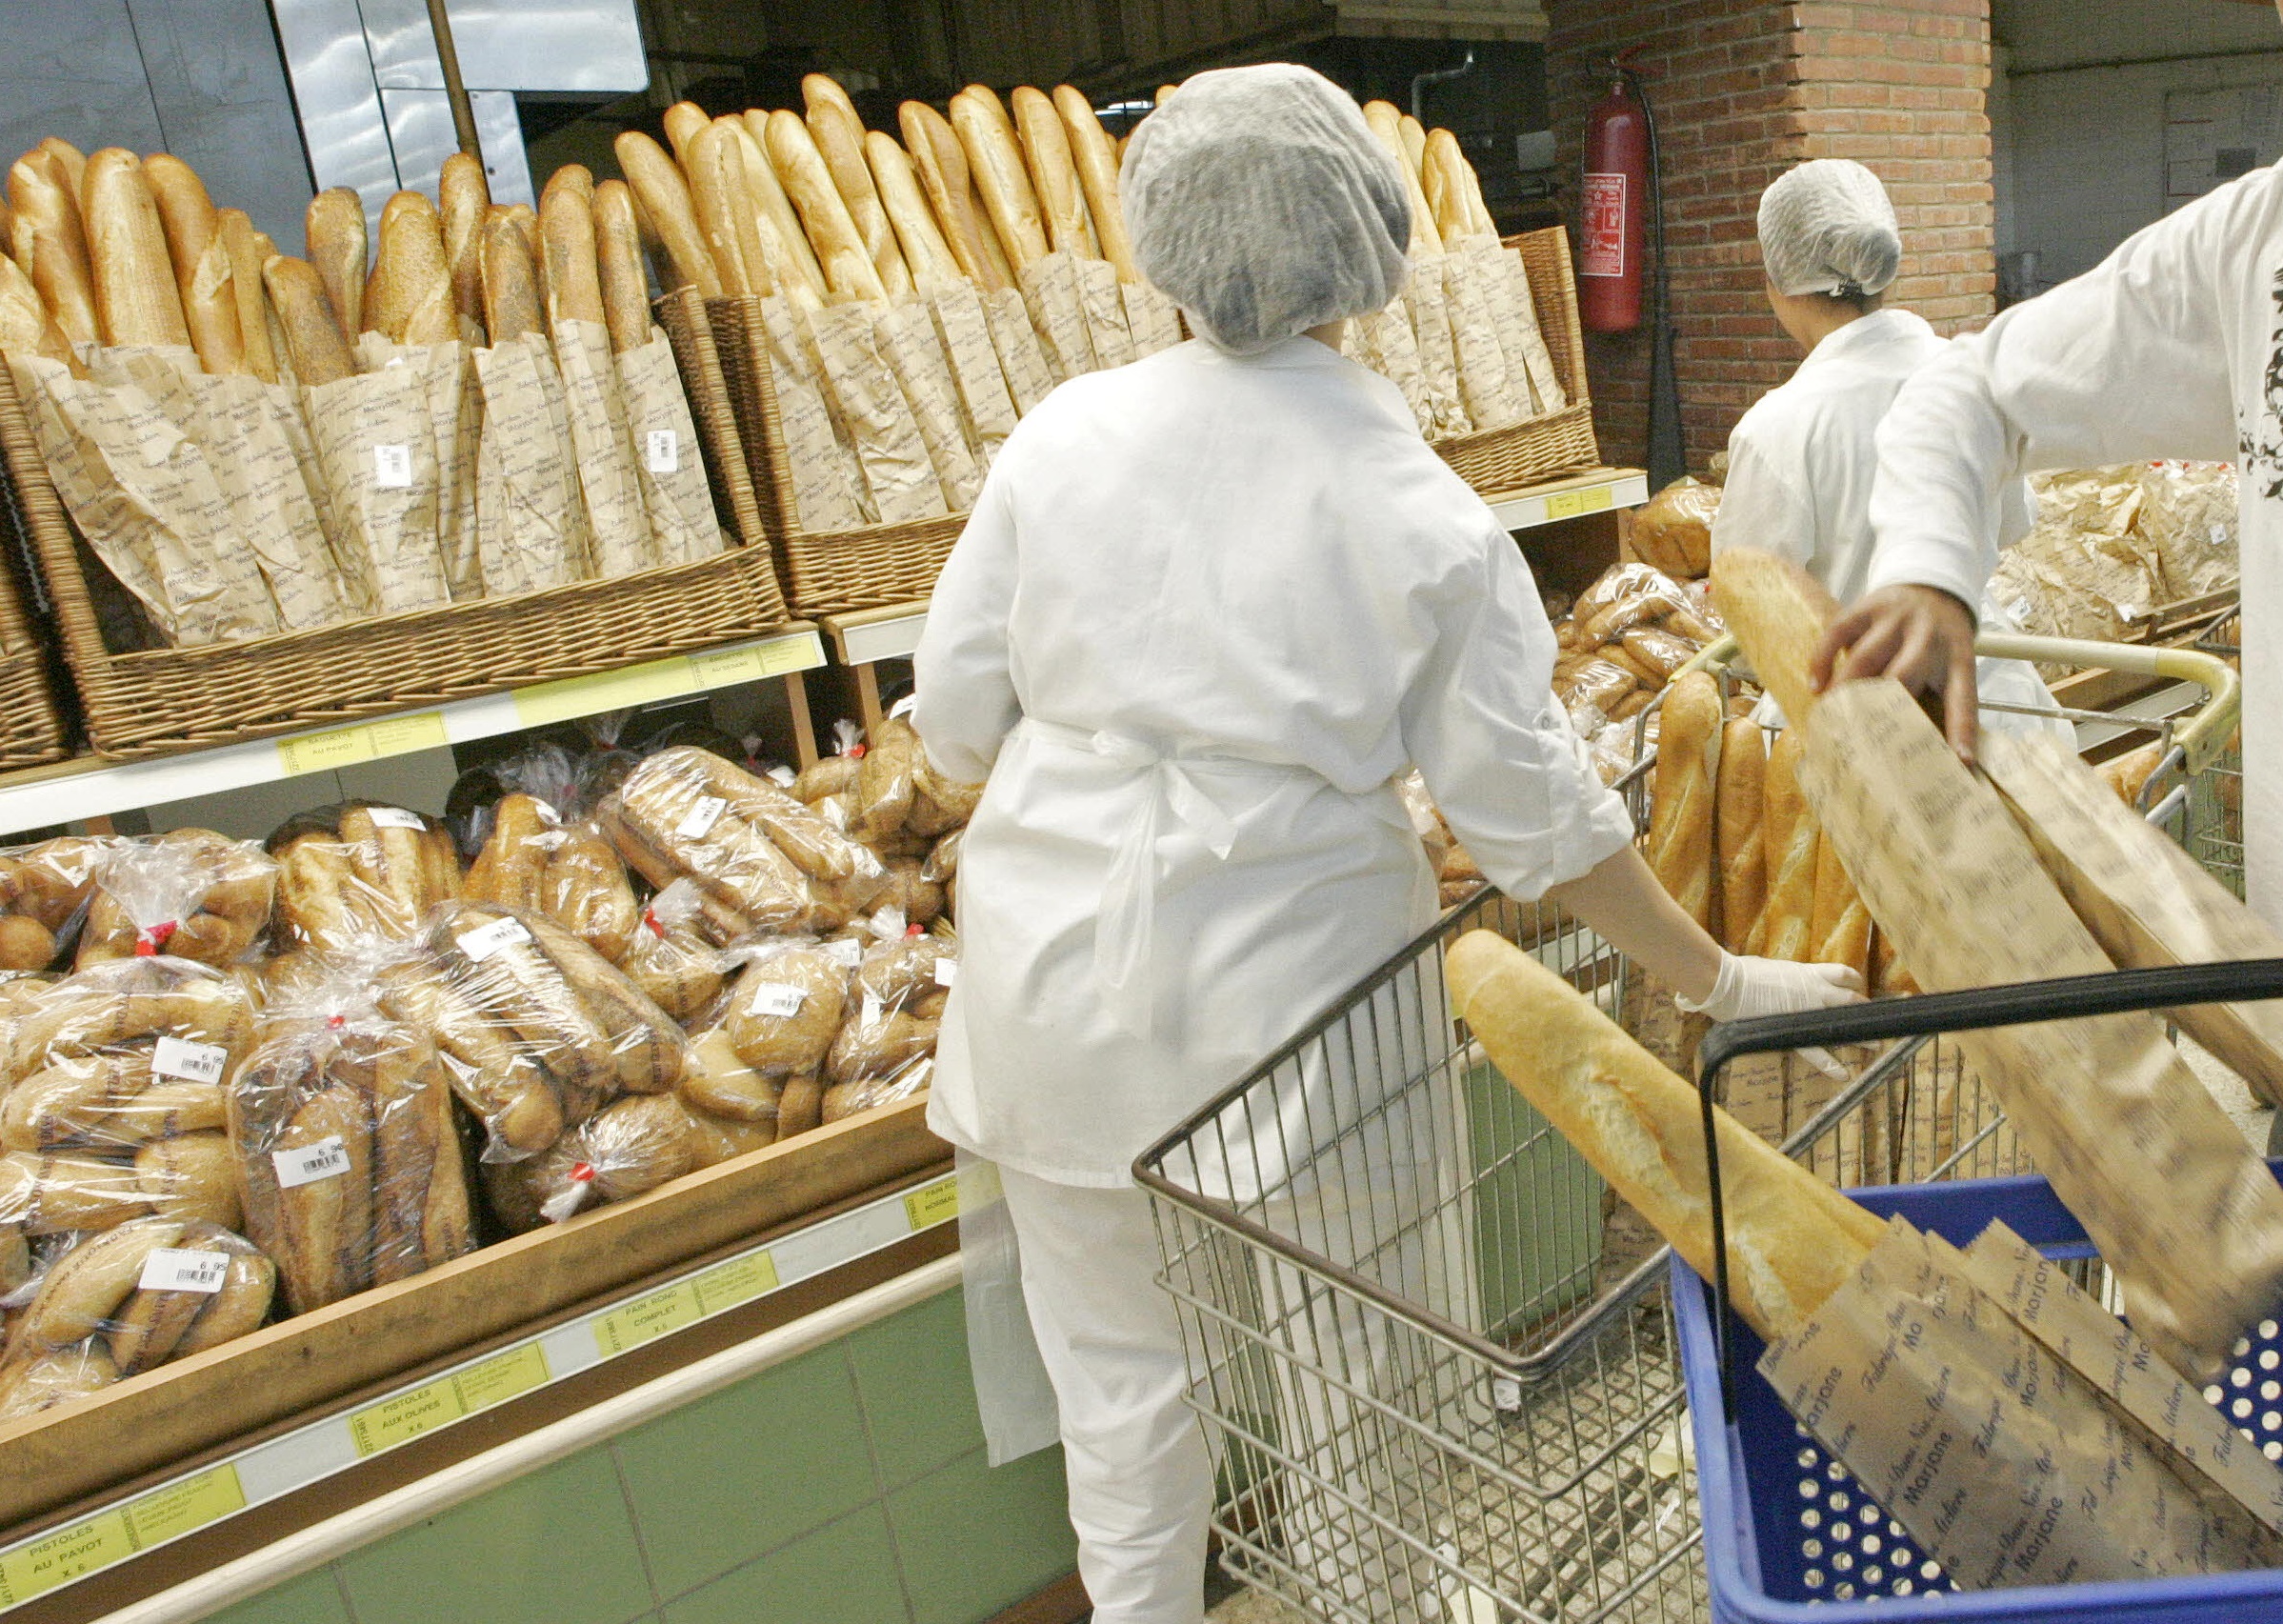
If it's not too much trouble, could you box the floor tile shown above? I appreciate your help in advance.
[888,1448,1077,1624]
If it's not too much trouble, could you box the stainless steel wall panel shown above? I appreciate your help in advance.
[273,0,400,227]
[362,0,649,93]
[128,0,319,246]
[379,88,536,211]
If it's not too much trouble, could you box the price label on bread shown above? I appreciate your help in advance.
[273,1134,351,1189]
[454,914,533,963]
[137,1247,230,1294]
[645,430,679,473]
[932,958,957,988]
[748,982,808,1019]
[372,444,413,490]
[151,1035,229,1086]
[366,806,427,831]
[675,794,729,840]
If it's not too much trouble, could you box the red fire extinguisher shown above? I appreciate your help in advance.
[1579,61,1651,333]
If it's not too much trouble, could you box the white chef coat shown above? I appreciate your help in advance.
[1712,308,2062,734]
[914,334,1634,1190]
[1863,162,2274,916]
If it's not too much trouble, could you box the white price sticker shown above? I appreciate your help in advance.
[932,958,958,989]
[139,1248,230,1294]
[274,1136,350,1189]
[645,430,680,473]
[676,795,729,840]
[373,444,413,489]
[748,982,808,1019]
[366,805,426,830]
[531,799,562,826]
[766,765,796,788]
[151,1036,229,1085]
[456,915,533,962]
[823,938,864,970]
[861,993,884,1029]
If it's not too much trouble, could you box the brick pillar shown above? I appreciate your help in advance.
[1544,0,1995,472]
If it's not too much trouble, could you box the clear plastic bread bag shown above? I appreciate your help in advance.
[1,1216,274,1403]
[790,719,867,805]
[822,925,952,1127]
[229,958,472,1315]
[0,835,109,971]
[463,745,640,964]
[712,937,855,1129]
[78,829,277,969]
[598,746,889,940]
[620,879,727,1022]
[482,1093,725,1233]
[269,802,463,952]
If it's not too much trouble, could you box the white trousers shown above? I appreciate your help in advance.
[1000,1165,1216,1624]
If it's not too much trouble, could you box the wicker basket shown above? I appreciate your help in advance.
[1432,227,1601,497]
[0,288,793,761]
[0,451,71,771]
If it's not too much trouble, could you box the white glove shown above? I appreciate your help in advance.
[1676,952,1864,1022]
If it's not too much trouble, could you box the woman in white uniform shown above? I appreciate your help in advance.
[912,65,1861,1624]
[1713,159,2062,737]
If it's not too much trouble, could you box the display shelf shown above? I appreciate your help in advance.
[1483,465,1649,531]
[0,1164,964,1614]
[0,626,827,837]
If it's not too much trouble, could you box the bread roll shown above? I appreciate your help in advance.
[215,209,277,381]
[367,190,455,344]
[951,87,1050,273]
[305,186,367,339]
[1361,102,1440,255]
[1011,87,1097,259]
[441,150,491,339]
[684,119,766,298]
[901,101,1011,290]
[733,113,829,304]
[261,254,355,386]
[138,154,244,372]
[83,149,191,349]
[662,100,709,169]
[1646,672,1720,932]
[1707,549,1841,726]
[612,130,723,299]
[1715,717,1768,955]
[8,152,97,346]
[865,131,962,291]
[1448,929,1887,1341]
[539,169,606,325]
[1760,727,1817,962]
[1054,85,1135,281]
[764,110,889,304]
[592,179,652,354]
[481,213,543,343]
[803,75,912,299]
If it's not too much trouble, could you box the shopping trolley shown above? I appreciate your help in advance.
[1674,960,2283,1623]
[1131,634,2238,1624]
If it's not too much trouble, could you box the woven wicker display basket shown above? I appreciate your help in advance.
[0,289,791,761]
[1431,226,1601,497]
[0,446,72,771]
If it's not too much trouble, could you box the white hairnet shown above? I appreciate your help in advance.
[1756,159,1902,298]
[1123,65,1411,354]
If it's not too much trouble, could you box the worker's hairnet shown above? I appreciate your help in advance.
[1123,65,1411,354]
[1756,159,1902,298]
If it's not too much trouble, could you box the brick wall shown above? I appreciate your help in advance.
[1544,0,1996,471]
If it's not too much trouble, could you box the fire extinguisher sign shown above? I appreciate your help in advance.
[1581,172,1628,278]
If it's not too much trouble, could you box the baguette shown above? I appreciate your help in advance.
[538,168,607,325]
[1011,86,1098,259]
[684,119,767,298]
[901,101,1012,290]
[83,149,191,349]
[1760,728,1818,962]
[1715,717,1768,955]
[1451,930,1885,1340]
[1707,548,1841,727]
[142,154,244,372]
[803,75,913,299]
[865,131,962,291]
[216,209,278,381]
[260,254,355,386]
[500,202,540,267]
[764,110,889,303]
[440,150,491,339]
[1645,672,1720,932]
[951,87,1050,273]
[38,138,86,201]
[1423,128,1479,246]
[662,101,709,169]
[8,152,97,347]
[592,179,652,354]
[1361,102,1441,255]
[612,130,723,299]
[367,190,455,344]
[481,213,544,343]
[1810,833,1872,985]
[1054,85,1135,281]
[304,186,367,339]
[1398,113,1429,180]
[0,251,77,369]
[734,113,830,304]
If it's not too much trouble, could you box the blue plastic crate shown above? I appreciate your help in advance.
[1673,1168,2283,1623]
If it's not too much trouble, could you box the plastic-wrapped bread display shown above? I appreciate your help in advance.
[0,140,732,657]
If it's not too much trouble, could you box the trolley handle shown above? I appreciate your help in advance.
[1695,957,2283,1413]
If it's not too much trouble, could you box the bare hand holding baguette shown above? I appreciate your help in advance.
[84,149,190,349]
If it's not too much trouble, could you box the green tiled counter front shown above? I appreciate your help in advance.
[201,1286,1076,1624]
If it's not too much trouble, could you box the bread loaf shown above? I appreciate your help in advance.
[215,208,277,381]
[803,75,913,299]
[142,154,245,373]
[764,110,889,303]
[1361,102,1441,255]
[591,180,651,355]
[10,150,98,347]
[1423,128,1479,246]
[865,131,962,291]
[662,100,709,169]
[1708,549,1840,726]
[37,138,85,200]
[0,251,77,369]
[612,130,723,299]
[304,186,367,339]
[1761,728,1817,962]
[480,213,543,343]
[1646,672,1720,932]
[1449,929,1885,1340]
[734,112,830,304]
[1054,85,1135,281]
[951,87,1050,273]
[261,254,354,386]
[367,190,455,344]
[539,169,607,326]
[1715,717,1768,954]
[1810,834,1872,985]
[1011,87,1097,259]
[901,101,1011,290]
[84,149,191,348]
[440,151,491,340]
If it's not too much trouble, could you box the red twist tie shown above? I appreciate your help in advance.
[905,923,925,938]
[848,743,868,759]
[570,1162,596,1184]
[642,906,666,939]
[134,920,178,957]
[327,1013,347,1030]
